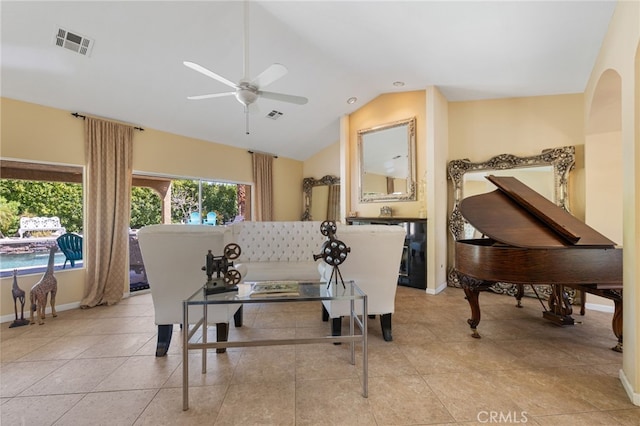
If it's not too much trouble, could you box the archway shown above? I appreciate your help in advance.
[583,69,623,314]
[585,69,623,243]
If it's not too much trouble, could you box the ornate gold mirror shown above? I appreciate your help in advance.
[301,175,340,221]
[358,117,416,202]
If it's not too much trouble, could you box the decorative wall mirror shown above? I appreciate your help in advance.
[301,175,340,221]
[358,117,416,203]
[447,146,576,289]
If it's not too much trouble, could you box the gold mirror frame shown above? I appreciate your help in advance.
[301,175,340,221]
[447,146,576,287]
[358,117,416,203]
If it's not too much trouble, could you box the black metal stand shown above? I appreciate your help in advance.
[327,265,346,289]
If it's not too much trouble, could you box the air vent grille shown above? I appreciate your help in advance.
[54,27,94,56]
[266,110,283,120]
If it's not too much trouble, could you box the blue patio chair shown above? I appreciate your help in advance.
[187,212,201,224]
[56,232,83,268]
[203,212,217,226]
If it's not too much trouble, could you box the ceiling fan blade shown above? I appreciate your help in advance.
[259,91,308,105]
[187,92,235,100]
[183,61,238,89]
[252,63,288,89]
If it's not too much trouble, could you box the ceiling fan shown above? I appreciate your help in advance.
[184,0,308,134]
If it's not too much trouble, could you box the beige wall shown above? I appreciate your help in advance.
[583,0,640,405]
[448,94,584,160]
[1,98,86,165]
[303,141,340,179]
[448,94,586,219]
[272,156,304,221]
[0,97,303,318]
[585,130,623,244]
[347,90,427,218]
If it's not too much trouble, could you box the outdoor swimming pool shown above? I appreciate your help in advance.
[0,251,68,271]
[1,248,147,291]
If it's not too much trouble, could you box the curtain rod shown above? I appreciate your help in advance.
[71,112,144,131]
[248,150,278,158]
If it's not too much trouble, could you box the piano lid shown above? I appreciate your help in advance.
[459,175,617,249]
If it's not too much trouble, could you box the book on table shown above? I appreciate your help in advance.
[249,281,300,298]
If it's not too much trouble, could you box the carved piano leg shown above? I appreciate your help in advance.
[464,287,481,338]
[515,284,524,308]
[611,296,623,353]
[460,273,485,338]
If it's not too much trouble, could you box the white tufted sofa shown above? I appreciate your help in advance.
[228,221,326,282]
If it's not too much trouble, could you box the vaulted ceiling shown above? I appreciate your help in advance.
[1,1,616,161]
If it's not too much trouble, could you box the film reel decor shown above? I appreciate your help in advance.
[202,243,243,295]
[313,221,350,288]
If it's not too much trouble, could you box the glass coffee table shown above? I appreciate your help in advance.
[182,280,368,410]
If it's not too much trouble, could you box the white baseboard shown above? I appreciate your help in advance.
[426,281,448,295]
[620,368,640,406]
[584,302,615,313]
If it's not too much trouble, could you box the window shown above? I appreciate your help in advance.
[0,160,83,277]
[130,175,249,227]
[128,174,250,291]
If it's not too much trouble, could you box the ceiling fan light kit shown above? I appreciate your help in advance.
[184,1,307,134]
[235,83,259,106]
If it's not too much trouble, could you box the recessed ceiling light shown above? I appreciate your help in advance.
[393,81,405,87]
[347,97,358,104]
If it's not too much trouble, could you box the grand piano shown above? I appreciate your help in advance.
[455,175,623,351]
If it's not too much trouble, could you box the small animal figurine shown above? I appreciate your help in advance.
[10,269,29,328]
[30,246,58,325]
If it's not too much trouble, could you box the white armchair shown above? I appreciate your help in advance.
[137,224,243,356]
[318,223,406,341]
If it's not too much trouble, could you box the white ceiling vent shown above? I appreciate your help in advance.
[54,27,94,56]
[266,110,283,120]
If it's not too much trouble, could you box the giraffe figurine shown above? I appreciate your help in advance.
[30,246,58,325]
[9,269,29,328]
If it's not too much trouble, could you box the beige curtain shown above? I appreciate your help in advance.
[252,153,274,221]
[327,184,340,221]
[82,117,134,307]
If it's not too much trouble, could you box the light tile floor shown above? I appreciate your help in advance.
[1,285,638,425]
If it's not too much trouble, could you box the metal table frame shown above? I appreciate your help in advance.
[182,281,367,410]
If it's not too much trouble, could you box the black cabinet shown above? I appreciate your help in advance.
[345,217,427,289]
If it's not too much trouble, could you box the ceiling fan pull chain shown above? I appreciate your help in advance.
[245,106,250,135]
